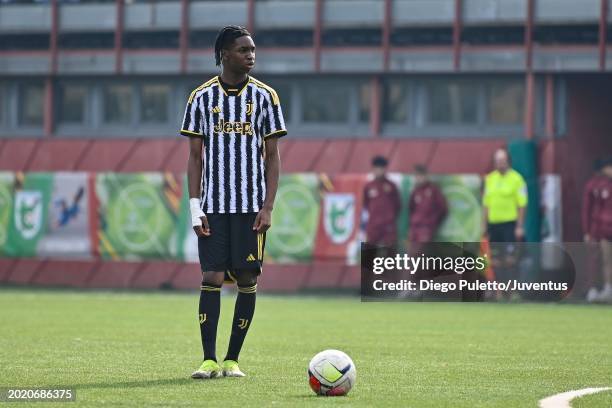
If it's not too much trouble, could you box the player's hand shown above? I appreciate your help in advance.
[515,225,524,241]
[253,207,272,233]
[190,198,211,237]
[193,215,211,237]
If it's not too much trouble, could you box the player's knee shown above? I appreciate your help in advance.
[234,269,258,288]
[202,271,225,286]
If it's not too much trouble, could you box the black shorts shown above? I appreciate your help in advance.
[487,221,517,257]
[198,213,266,275]
[487,221,516,243]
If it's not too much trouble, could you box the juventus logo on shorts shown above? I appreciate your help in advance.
[199,313,207,324]
[238,318,249,329]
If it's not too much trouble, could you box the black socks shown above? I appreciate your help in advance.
[225,284,257,362]
[199,283,222,361]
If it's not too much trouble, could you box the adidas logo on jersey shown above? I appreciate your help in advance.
[212,106,221,114]
[246,254,256,262]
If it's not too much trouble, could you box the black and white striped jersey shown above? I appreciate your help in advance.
[180,75,287,214]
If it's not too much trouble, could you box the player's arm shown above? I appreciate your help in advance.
[515,176,528,240]
[582,182,593,241]
[254,87,287,233]
[253,136,280,233]
[187,136,210,236]
[436,185,448,225]
[481,181,490,237]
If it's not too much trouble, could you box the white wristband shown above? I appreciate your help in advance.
[189,198,205,227]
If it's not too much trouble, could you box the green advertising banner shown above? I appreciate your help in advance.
[96,173,182,260]
[0,172,15,254]
[1,173,54,257]
[0,171,485,263]
[393,174,483,246]
[432,175,482,242]
[265,173,320,263]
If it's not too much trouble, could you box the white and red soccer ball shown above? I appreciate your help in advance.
[308,349,356,396]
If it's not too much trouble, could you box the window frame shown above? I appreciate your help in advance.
[56,82,90,127]
[17,82,45,129]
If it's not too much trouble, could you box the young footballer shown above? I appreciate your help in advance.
[180,25,287,379]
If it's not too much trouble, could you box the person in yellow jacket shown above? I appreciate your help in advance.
[482,148,528,297]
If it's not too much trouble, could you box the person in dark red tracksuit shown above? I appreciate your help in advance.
[583,159,605,301]
[407,164,448,252]
[406,164,450,297]
[362,156,401,246]
[586,158,612,302]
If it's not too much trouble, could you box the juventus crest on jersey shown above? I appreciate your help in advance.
[180,75,287,214]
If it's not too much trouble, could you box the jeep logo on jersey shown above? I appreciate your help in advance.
[14,190,43,240]
[323,193,355,244]
[213,118,254,136]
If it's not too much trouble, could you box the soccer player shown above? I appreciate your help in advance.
[180,26,287,379]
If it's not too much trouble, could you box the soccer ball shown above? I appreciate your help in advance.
[308,349,356,396]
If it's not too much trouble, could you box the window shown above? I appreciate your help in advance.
[382,81,409,124]
[391,27,452,46]
[462,26,524,45]
[0,84,4,126]
[59,84,87,124]
[59,32,114,50]
[0,33,49,51]
[140,84,170,123]
[124,31,179,49]
[535,24,598,45]
[302,82,350,123]
[19,84,44,126]
[322,28,381,47]
[189,30,219,49]
[427,81,478,125]
[358,82,370,123]
[254,29,313,47]
[488,81,524,125]
[104,85,132,124]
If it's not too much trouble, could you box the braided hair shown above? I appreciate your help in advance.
[214,25,251,66]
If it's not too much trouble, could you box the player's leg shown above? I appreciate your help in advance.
[192,214,230,379]
[598,239,612,300]
[222,213,265,377]
[222,268,259,377]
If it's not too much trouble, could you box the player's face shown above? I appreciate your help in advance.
[494,151,509,172]
[372,166,386,178]
[224,36,256,74]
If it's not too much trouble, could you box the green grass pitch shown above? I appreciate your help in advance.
[1,288,611,407]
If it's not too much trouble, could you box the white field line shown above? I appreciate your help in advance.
[539,387,611,408]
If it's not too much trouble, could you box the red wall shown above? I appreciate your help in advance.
[0,138,505,175]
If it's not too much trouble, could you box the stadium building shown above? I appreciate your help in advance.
[0,0,611,287]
